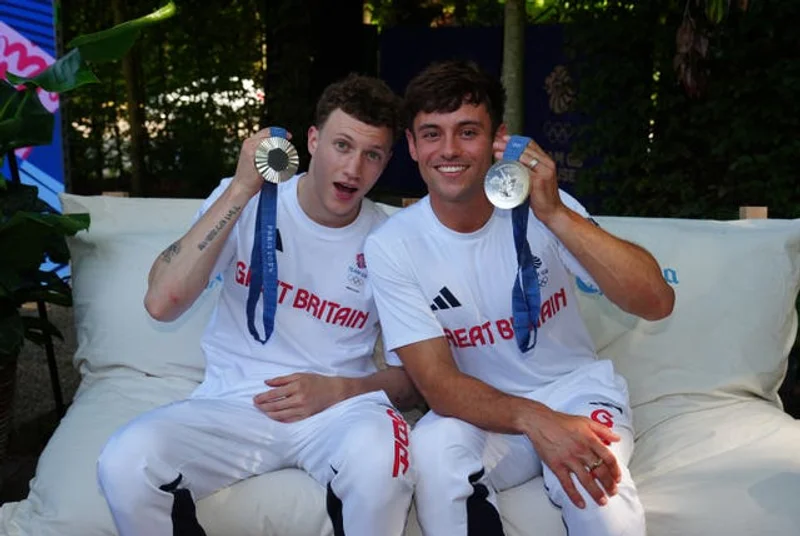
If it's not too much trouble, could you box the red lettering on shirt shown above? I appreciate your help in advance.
[496,318,514,340]
[277,281,293,304]
[307,293,321,317]
[325,301,340,323]
[233,261,368,330]
[536,288,567,328]
[235,261,251,286]
[453,328,472,348]
[293,288,310,309]
[468,325,486,346]
[440,288,569,349]
[332,307,352,326]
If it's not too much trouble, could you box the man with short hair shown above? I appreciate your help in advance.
[98,74,417,536]
[365,60,675,536]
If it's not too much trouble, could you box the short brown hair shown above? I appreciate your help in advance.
[315,74,402,142]
[403,60,506,134]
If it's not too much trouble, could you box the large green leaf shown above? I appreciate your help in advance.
[0,212,89,273]
[0,82,54,154]
[12,280,72,308]
[68,2,178,64]
[0,182,49,221]
[6,49,99,94]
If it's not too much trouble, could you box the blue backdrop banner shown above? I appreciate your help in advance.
[1,0,65,212]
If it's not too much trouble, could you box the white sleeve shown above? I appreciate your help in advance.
[193,177,238,281]
[549,189,599,288]
[365,233,445,354]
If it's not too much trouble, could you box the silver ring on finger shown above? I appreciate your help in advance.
[527,157,539,170]
[587,458,604,471]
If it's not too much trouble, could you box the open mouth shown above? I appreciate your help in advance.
[334,182,358,195]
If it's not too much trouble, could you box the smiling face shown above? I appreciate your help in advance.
[406,101,496,208]
[300,108,393,228]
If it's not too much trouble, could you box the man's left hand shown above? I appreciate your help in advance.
[254,373,348,423]
[493,135,564,224]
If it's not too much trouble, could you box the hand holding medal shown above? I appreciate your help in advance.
[484,135,537,209]
[254,127,299,184]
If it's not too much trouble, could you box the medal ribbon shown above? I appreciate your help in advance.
[504,135,541,353]
[246,126,287,344]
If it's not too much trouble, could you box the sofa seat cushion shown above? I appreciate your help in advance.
[0,375,197,536]
[632,401,800,536]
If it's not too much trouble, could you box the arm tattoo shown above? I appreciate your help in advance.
[159,241,182,264]
[197,205,242,251]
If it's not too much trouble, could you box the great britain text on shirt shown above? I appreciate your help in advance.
[441,287,567,349]
[234,260,370,329]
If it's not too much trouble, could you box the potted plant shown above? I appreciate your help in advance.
[0,1,177,458]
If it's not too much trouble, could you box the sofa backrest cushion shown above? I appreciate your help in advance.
[576,216,800,436]
[61,194,800,438]
[61,193,213,381]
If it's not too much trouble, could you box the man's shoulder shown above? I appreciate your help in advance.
[364,200,428,263]
[371,198,428,238]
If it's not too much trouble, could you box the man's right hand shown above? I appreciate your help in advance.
[144,127,292,322]
[523,409,621,509]
[232,127,294,200]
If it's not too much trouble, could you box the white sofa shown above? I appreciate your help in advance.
[1,193,799,536]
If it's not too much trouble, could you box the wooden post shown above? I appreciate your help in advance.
[739,206,768,219]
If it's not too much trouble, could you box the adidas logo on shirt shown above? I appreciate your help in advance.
[430,287,461,311]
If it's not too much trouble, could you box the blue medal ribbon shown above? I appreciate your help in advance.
[504,135,541,353]
[246,126,287,344]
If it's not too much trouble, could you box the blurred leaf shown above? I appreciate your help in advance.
[68,1,178,63]
[706,0,726,24]
[6,49,100,93]
[0,83,54,153]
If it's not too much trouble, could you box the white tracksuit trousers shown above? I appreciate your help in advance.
[97,390,414,536]
[412,361,646,536]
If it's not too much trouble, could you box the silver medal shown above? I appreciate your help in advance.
[254,136,299,184]
[484,160,530,209]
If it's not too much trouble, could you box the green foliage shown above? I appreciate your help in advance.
[0,182,90,361]
[0,2,176,361]
[63,0,265,197]
[560,0,800,218]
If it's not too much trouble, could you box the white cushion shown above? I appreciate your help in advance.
[632,401,800,535]
[59,194,215,382]
[578,216,800,436]
[0,376,198,536]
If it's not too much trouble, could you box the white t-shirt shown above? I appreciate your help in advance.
[365,192,600,397]
[191,175,387,400]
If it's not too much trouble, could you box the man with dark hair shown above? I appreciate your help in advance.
[366,60,674,535]
[97,74,418,536]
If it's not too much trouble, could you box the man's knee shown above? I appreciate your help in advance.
[411,416,485,489]
[338,410,413,486]
[545,470,645,536]
[97,419,165,493]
